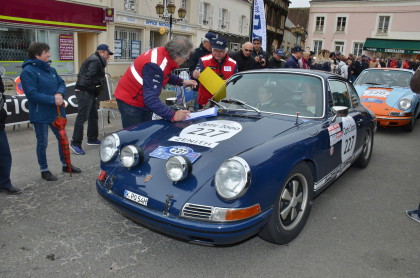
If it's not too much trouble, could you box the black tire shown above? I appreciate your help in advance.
[259,162,313,245]
[403,116,415,132]
[354,125,374,168]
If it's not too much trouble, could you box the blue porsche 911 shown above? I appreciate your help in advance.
[96,69,376,245]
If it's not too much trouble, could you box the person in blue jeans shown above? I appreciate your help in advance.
[20,42,81,181]
[0,76,21,194]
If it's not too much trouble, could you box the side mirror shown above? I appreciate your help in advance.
[331,106,349,122]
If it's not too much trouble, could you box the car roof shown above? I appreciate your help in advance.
[239,68,339,79]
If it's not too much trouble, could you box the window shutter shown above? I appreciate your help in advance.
[199,1,203,25]
[227,11,231,31]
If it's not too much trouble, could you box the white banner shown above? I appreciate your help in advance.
[252,0,267,51]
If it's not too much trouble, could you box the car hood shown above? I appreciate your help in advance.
[107,113,307,213]
[355,85,414,115]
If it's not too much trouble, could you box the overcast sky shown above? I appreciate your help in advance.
[289,0,311,8]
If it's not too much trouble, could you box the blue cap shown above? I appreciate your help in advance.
[212,37,228,50]
[253,36,262,42]
[97,44,113,55]
[292,46,303,53]
[274,49,284,56]
[337,51,342,55]
[205,32,216,41]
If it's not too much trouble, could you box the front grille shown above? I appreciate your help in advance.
[181,203,213,220]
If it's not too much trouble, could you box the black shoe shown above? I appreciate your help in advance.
[62,165,81,174]
[41,171,57,181]
[0,185,22,195]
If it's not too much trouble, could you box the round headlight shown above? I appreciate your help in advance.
[215,157,250,200]
[100,133,120,163]
[399,98,412,110]
[166,155,192,182]
[120,145,144,168]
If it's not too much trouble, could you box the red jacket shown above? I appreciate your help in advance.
[196,53,237,106]
[114,47,180,108]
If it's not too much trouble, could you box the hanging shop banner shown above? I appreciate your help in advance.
[114,39,122,58]
[131,40,141,58]
[104,8,115,23]
[252,0,267,51]
[59,34,74,61]
[4,81,112,126]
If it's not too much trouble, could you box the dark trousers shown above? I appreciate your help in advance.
[0,129,12,189]
[71,90,98,147]
[117,99,152,129]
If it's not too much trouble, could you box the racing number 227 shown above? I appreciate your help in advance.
[187,127,229,137]
[344,135,355,154]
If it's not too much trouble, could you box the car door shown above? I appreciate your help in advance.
[315,78,363,191]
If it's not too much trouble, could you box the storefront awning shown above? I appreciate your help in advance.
[363,38,420,55]
[0,0,106,31]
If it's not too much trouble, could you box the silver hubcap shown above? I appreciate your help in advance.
[279,174,308,230]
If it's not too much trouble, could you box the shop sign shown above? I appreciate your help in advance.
[145,20,170,27]
[59,34,74,61]
[364,47,419,54]
[104,8,115,23]
[114,39,122,58]
[131,40,141,58]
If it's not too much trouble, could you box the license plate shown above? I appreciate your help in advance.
[124,190,148,206]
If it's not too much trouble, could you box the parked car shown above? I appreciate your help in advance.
[354,68,420,132]
[96,69,376,245]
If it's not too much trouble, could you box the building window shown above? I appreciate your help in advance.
[115,28,141,61]
[239,15,247,34]
[378,16,390,34]
[353,42,364,57]
[124,0,136,12]
[314,40,322,55]
[203,3,210,25]
[334,41,344,54]
[230,42,240,52]
[315,16,325,32]
[221,9,228,29]
[336,17,346,32]
[287,31,291,43]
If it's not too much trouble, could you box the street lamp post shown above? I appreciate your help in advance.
[155,0,187,39]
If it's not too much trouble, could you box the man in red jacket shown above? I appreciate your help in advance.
[114,37,197,128]
[192,37,238,107]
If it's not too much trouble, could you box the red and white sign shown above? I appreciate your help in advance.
[59,34,74,61]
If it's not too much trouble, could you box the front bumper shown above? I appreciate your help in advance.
[376,116,412,127]
[96,179,272,245]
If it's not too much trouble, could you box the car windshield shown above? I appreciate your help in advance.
[212,72,324,117]
[354,70,413,87]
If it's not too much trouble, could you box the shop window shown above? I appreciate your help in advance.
[114,28,141,61]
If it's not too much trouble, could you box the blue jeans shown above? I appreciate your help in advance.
[117,99,152,129]
[0,130,12,189]
[32,122,65,172]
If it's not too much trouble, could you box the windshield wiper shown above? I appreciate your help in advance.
[221,98,261,114]
[208,98,227,110]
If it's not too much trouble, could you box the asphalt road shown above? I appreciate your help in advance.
[1,113,419,278]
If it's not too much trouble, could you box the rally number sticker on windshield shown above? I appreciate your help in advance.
[169,120,242,148]
[341,116,357,163]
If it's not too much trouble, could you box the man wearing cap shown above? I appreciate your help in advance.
[267,49,286,68]
[188,32,216,110]
[251,36,268,69]
[114,37,197,128]
[70,44,113,155]
[192,37,238,107]
[286,46,303,68]
[229,42,258,72]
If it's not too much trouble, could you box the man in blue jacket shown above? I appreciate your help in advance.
[21,42,81,181]
[286,46,303,68]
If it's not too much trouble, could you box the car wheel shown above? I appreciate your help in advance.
[354,125,374,168]
[259,163,313,245]
[403,115,415,132]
